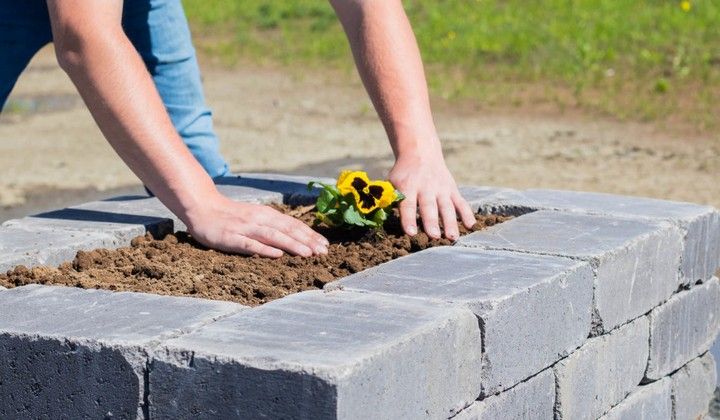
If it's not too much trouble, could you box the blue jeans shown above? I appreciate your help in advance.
[0,0,229,178]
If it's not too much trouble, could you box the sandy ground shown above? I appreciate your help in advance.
[1,46,719,221]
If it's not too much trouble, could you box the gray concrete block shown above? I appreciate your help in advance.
[150,290,482,419]
[458,186,519,214]
[670,353,717,420]
[69,195,187,231]
[474,189,720,283]
[0,225,120,272]
[327,247,593,395]
[647,278,720,379]
[453,369,555,420]
[462,188,539,216]
[0,285,243,419]
[554,317,650,420]
[0,285,6,291]
[232,172,335,204]
[458,210,683,332]
[598,378,672,420]
[1,206,173,246]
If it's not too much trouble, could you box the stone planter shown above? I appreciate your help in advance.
[1,173,718,419]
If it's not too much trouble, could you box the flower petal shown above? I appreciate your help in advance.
[372,181,397,208]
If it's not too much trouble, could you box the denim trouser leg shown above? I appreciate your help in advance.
[0,1,52,109]
[122,0,229,178]
[0,1,229,179]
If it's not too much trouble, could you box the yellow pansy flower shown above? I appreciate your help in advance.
[336,170,398,214]
[680,1,691,11]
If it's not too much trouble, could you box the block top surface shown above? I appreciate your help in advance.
[2,206,169,232]
[508,189,715,222]
[0,285,243,345]
[458,210,672,259]
[329,247,590,306]
[0,225,113,253]
[161,290,476,372]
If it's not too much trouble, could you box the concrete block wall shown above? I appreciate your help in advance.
[0,174,718,419]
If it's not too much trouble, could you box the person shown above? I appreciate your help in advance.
[0,0,475,258]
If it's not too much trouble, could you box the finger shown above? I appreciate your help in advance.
[438,196,460,240]
[398,189,418,236]
[259,208,328,251]
[274,213,328,251]
[452,192,477,229]
[221,234,284,258]
[279,220,328,254]
[251,226,314,257]
[419,193,441,239]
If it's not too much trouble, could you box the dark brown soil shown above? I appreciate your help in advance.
[0,205,508,306]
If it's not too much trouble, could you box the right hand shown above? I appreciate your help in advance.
[185,195,329,258]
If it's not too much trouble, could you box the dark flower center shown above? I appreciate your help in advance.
[351,177,384,210]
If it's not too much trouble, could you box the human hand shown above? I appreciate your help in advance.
[389,154,475,240]
[185,195,329,258]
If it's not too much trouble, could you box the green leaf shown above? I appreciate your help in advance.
[394,190,406,202]
[315,188,336,213]
[308,182,341,198]
[324,184,342,197]
[371,208,387,225]
[315,211,338,227]
[343,205,367,227]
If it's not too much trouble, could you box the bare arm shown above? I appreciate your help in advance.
[331,0,475,240]
[47,0,327,257]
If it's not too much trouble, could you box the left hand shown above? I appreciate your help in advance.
[389,153,476,240]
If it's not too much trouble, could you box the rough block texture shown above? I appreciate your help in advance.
[453,369,555,420]
[670,353,717,420]
[598,378,672,420]
[646,277,720,379]
[474,189,720,283]
[0,285,243,419]
[150,290,482,419]
[458,186,516,213]
[458,210,683,332]
[554,317,650,420]
[0,225,119,272]
[328,246,593,394]
[465,189,539,216]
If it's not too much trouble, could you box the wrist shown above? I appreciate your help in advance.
[388,122,443,160]
[157,179,224,233]
[393,136,444,164]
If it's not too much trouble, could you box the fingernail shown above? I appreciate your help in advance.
[316,245,328,255]
[428,228,440,238]
[407,226,417,235]
[321,238,330,246]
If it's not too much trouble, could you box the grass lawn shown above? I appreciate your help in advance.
[183,0,720,133]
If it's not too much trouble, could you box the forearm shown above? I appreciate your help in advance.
[331,0,441,160]
[50,14,217,228]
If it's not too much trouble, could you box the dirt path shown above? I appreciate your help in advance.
[1,46,718,221]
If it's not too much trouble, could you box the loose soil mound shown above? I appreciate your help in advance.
[0,206,508,306]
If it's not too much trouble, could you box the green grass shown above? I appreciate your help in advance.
[183,0,720,132]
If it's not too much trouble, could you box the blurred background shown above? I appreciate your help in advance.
[1,0,718,222]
